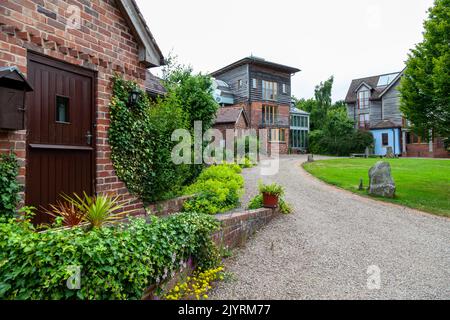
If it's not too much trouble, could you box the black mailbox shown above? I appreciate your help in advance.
[0,66,33,130]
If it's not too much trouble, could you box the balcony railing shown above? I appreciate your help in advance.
[260,115,290,128]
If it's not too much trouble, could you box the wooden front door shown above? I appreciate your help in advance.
[26,53,95,224]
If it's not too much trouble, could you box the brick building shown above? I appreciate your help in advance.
[0,0,164,223]
[214,105,249,142]
[211,56,300,154]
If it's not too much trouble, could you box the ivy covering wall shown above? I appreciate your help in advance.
[109,72,219,203]
[109,76,189,203]
[0,153,20,218]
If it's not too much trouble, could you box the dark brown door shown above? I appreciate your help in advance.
[26,53,95,224]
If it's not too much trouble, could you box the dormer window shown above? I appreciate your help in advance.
[358,89,370,109]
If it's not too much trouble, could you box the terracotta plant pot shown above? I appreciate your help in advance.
[262,193,279,208]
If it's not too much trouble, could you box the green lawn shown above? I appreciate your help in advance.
[303,158,450,217]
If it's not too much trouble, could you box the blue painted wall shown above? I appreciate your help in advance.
[371,128,401,156]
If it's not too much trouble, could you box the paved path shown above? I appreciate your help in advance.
[211,156,450,300]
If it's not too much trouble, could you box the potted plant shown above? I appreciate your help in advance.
[258,182,285,208]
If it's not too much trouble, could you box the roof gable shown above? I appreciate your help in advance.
[215,106,249,125]
[378,69,405,98]
[116,0,164,68]
[354,82,372,92]
[345,71,402,103]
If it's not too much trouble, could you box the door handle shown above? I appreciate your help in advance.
[86,131,93,146]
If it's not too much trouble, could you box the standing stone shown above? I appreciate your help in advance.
[368,162,396,198]
[307,154,314,163]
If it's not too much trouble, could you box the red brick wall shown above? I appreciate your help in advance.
[0,0,148,213]
[213,208,280,249]
[405,141,449,158]
[247,102,290,154]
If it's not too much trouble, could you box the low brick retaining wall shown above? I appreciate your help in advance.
[146,195,194,217]
[213,208,280,249]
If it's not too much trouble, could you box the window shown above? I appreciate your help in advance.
[377,73,399,87]
[262,80,278,101]
[56,96,70,123]
[269,129,286,142]
[282,84,288,94]
[290,129,308,149]
[291,115,309,128]
[358,89,370,109]
[262,105,278,125]
[252,78,257,89]
[382,133,389,146]
[237,79,243,89]
[359,113,370,128]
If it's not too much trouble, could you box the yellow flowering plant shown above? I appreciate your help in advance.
[164,266,225,300]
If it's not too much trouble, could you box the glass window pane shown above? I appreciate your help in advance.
[56,96,70,123]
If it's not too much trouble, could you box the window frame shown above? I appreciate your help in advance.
[55,95,70,124]
[262,105,278,125]
[357,89,370,110]
[269,128,286,143]
[252,78,257,89]
[382,133,389,146]
[262,80,278,101]
[358,113,370,129]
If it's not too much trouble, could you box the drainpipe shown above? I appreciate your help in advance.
[429,129,434,153]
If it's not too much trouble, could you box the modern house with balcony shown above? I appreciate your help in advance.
[211,56,300,154]
[345,70,448,158]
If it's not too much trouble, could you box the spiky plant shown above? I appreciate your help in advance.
[63,193,135,228]
[45,201,85,227]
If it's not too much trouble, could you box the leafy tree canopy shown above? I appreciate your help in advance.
[400,0,450,138]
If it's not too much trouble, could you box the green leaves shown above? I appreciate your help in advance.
[0,153,20,218]
[0,213,220,300]
[109,75,196,203]
[400,0,450,139]
[183,164,244,215]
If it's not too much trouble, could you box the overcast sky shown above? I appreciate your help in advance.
[136,0,433,102]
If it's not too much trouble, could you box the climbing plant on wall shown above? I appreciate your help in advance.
[109,76,190,203]
[0,153,20,218]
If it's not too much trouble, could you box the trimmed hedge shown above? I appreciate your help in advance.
[0,213,220,300]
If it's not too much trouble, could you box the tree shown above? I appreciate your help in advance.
[295,76,335,131]
[298,76,374,156]
[399,0,450,139]
[162,55,220,182]
[162,55,219,133]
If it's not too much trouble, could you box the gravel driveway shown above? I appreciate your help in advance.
[211,155,450,300]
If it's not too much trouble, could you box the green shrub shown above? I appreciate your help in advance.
[183,165,244,215]
[0,153,20,219]
[309,129,374,156]
[0,212,220,300]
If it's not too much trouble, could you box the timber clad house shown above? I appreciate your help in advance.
[211,57,301,154]
[345,71,449,158]
[0,0,165,223]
